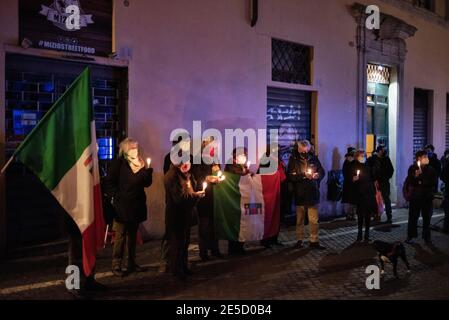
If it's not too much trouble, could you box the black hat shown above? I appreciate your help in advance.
[345,147,356,157]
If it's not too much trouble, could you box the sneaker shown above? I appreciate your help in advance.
[84,279,108,292]
[386,219,393,224]
[296,240,304,249]
[127,264,147,273]
[356,234,363,242]
[112,268,125,278]
[309,242,326,250]
[405,238,415,245]
[158,264,169,273]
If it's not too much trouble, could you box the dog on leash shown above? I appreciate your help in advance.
[373,240,411,278]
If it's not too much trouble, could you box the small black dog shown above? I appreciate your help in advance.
[373,240,411,278]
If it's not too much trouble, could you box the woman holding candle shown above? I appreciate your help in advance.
[405,150,438,245]
[287,140,326,250]
[224,147,251,255]
[164,160,205,280]
[104,138,153,277]
[351,150,377,242]
[191,137,223,261]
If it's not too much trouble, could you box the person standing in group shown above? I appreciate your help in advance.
[405,150,438,245]
[258,146,287,248]
[191,137,223,261]
[368,145,395,224]
[164,161,205,280]
[441,150,449,234]
[224,147,251,255]
[104,138,153,277]
[424,144,441,192]
[287,140,326,250]
[342,147,356,221]
[352,150,377,242]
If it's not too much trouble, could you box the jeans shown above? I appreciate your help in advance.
[112,220,139,270]
[380,182,392,221]
[296,205,319,243]
[407,198,432,241]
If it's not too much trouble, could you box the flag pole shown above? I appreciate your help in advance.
[0,156,14,175]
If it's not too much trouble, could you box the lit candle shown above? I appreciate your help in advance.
[357,170,360,177]
[417,161,421,169]
[217,170,222,178]
[203,182,208,192]
[247,161,251,168]
[220,175,226,181]
[307,168,312,175]
[146,158,151,167]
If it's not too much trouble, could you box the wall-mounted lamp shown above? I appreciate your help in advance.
[250,0,258,27]
[21,38,33,49]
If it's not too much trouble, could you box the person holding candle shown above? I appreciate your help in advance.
[191,137,223,261]
[225,147,251,255]
[351,150,377,242]
[342,147,357,221]
[287,140,326,250]
[164,160,205,280]
[405,150,438,245]
[104,138,153,277]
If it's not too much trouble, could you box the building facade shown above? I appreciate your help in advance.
[1,0,449,257]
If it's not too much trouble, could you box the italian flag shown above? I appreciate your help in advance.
[13,68,105,276]
[214,171,283,241]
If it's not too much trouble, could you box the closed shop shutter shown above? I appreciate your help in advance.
[413,89,429,156]
[267,86,311,166]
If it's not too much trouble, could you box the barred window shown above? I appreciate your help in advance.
[414,0,434,12]
[272,38,312,85]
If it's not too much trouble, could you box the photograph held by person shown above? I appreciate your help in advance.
[287,140,326,250]
[258,146,287,248]
[367,145,394,224]
[352,150,377,242]
[405,150,438,245]
[224,147,251,255]
[441,150,449,234]
[104,138,153,277]
[164,161,205,280]
[342,147,356,221]
[191,138,223,261]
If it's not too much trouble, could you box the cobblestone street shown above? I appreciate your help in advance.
[1,209,449,300]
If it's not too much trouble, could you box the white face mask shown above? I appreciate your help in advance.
[236,155,247,165]
[358,157,366,164]
[127,148,138,159]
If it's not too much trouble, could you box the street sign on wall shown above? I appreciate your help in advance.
[19,0,112,57]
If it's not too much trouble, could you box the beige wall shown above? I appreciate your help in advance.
[1,0,449,242]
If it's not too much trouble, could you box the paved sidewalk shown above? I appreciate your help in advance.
[1,209,449,300]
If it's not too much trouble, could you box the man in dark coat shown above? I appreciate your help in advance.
[405,150,438,245]
[224,147,250,255]
[367,145,394,223]
[104,138,153,277]
[441,150,449,234]
[342,147,356,221]
[424,144,441,192]
[352,150,377,242]
[164,161,204,280]
[287,140,326,250]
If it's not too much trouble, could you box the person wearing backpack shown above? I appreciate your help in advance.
[405,150,438,245]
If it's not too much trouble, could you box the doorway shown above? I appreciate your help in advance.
[4,53,127,253]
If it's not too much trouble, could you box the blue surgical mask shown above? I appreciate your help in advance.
[358,157,366,164]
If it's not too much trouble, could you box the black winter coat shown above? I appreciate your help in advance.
[368,154,394,184]
[104,157,153,223]
[191,162,219,218]
[342,159,356,204]
[351,161,377,212]
[287,152,325,206]
[164,166,199,233]
[406,164,437,201]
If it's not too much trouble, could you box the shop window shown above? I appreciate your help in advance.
[414,0,435,12]
[272,38,312,85]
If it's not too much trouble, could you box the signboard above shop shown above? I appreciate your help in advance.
[19,0,113,57]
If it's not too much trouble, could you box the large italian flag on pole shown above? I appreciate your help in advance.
[214,171,283,241]
[13,67,105,276]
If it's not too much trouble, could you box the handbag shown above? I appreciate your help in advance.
[374,181,384,220]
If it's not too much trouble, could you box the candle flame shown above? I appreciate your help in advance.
[146,158,151,167]
[203,182,208,191]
